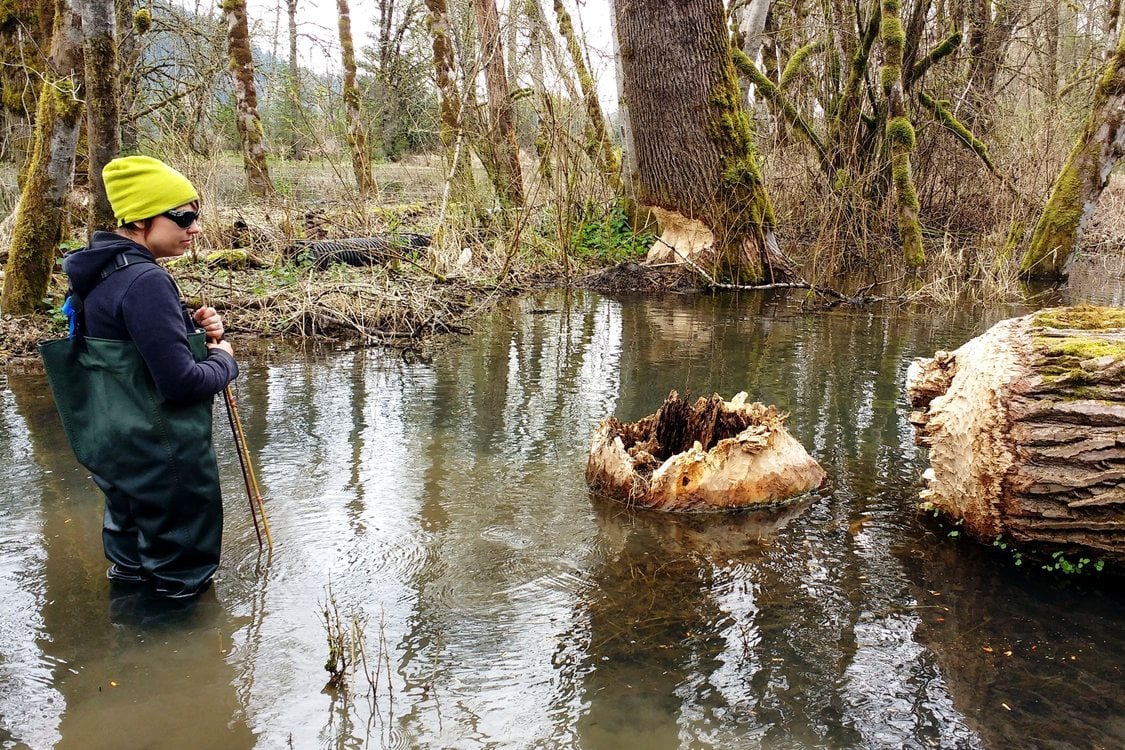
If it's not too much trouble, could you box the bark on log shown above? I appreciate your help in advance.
[906,306,1125,561]
[586,391,826,512]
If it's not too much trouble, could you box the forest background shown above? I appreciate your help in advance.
[0,0,1123,359]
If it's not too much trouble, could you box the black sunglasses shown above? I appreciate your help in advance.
[162,209,200,228]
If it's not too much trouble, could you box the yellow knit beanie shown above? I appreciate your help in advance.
[103,155,199,226]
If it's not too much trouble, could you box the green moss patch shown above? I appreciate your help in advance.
[1034,305,1125,331]
[1034,335,1125,384]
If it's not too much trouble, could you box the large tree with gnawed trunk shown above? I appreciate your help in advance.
[612,0,792,283]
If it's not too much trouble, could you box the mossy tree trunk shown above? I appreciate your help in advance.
[881,0,924,268]
[1,0,57,168]
[336,0,373,195]
[1021,21,1125,280]
[471,0,524,207]
[82,0,120,231]
[728,0,978,269]
[906,307,1125,564]
[614,0,791,283]
[551,0,620,194]
[222,0,273,196]
[525,0,583,185]
[424,0,474,208]
[2,0,83,315]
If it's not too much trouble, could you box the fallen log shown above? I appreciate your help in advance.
[586,391,826,511]
[905,305,1125,562]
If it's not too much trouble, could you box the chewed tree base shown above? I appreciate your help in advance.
[906,305,1125,565]
[586,391,827,512]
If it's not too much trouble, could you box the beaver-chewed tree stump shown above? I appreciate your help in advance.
[586,391,826,511]
[906,306,1125,561]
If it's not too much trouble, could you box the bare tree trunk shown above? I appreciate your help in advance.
[609,0,647,229]
[1106,0,1122,60]
[551,0,620,193]
[223,0,273,196]
[828,0,879,175]
[337,0,373,194]
[471,0,524,206]
[735,0,771,110]
[505,0,518,89]
[907,307,1125,563]
[284,0,304,159]
[964,0,1019,128]
[82,0,119,231]
[524,0,551,181]
[372,0,420,158]
[1039,0,1059,100]
[614,0,791,283]
[1021,22,1125,280]
[900,0,931,81]
[114,0,145,153]
[2,0,83,315]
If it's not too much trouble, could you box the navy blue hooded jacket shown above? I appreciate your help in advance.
[64,231,238,403]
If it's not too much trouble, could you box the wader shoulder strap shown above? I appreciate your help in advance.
[64,252,150,345]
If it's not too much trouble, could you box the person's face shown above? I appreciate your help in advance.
[142,202,201,259]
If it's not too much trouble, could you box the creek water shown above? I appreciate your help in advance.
[2,282,1124,749]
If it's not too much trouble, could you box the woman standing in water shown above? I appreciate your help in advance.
[60,155,237,599]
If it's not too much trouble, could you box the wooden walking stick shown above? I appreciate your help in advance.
[224,384,274,551]
[192,285,272,552]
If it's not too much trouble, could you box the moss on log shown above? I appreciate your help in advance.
[906,306,1125,562]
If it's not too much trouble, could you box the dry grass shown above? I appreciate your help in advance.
[2,147,1123,364]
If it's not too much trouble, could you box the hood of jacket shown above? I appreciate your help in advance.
[64,231,156,297]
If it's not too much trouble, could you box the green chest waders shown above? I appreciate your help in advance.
[40,328,224,598]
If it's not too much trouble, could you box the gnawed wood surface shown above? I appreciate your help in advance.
[586,391,826,511]
[906,305,1125,560]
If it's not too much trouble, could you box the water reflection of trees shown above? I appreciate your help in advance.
[574,497,817,748]
[904,541,1125,748]
[575,291,991,746]
[391,291,626,746]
